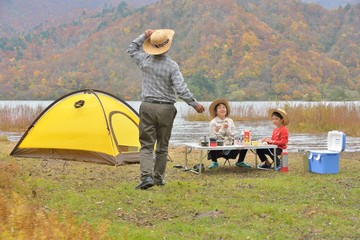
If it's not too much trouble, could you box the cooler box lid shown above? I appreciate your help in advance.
[327,131,346,152]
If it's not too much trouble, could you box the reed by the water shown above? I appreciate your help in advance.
[1,102,359,136]
[184,104,268,122]
[184,102,360,136]
[0,105,44,132]
[286,103,360,135]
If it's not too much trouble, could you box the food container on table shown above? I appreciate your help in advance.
[234,136,242,145]
[200,136,209,146]
[209,138,217,147]
[216,139,224,146]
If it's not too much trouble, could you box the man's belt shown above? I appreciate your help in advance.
[144,99,174,105]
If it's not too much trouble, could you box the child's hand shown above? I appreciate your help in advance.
[223,120,229,129]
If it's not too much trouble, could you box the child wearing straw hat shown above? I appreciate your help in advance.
[207,98,252,169]
[257,108,289,170]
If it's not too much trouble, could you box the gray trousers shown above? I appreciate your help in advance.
[139,102,177,183]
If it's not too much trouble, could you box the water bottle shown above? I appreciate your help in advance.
[280,151,289,172]
[234,136,241,145]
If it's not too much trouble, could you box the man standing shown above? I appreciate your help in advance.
[127,29,205,189]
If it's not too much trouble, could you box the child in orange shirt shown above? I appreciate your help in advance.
[257,108,289,170]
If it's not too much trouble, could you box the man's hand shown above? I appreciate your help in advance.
[145,29,154,39]
[194,103,205,113]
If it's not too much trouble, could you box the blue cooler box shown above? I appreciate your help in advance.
[308,131,346,174]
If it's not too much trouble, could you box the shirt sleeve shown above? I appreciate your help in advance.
[226,118,235,137]
[170,63,199,108]
[209,120,217,138]
[126,34,148,68]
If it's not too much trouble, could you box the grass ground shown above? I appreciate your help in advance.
[1,139,359,239]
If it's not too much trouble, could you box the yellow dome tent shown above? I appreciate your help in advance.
[10,89,140,166]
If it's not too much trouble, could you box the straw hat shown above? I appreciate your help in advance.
[143,29,175,55]
[268,108,289,125]
[209,98,231,118]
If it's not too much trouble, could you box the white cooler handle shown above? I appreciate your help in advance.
[308,153,313,160]
[314,154,321,161]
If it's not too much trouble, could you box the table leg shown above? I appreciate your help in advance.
[254,149,258,168]
[199,150,203,174]
[185,146,189,168]
[273,147,277,171]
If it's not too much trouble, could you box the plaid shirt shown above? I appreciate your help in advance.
[127,34,198,107]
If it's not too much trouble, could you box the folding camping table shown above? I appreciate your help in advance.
[184,143,278,174]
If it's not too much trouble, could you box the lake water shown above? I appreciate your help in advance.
[1,100,359,152]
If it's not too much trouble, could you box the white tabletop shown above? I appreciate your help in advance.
[184,142,278,150]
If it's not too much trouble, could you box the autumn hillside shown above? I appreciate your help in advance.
[0,0,159,36]
[0,0,359,101]
[302,0,360,9]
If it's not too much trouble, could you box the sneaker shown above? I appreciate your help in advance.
[208,162,219,169]
[275,165,282,171]
[235,162,252,168]
[258,163,272,169]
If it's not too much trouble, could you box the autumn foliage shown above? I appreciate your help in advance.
[0,0,359,101]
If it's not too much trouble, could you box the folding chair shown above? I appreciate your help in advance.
[222,150,234,167]
[251,149,281,168]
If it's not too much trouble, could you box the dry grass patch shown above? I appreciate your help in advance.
[0,155,112,239]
